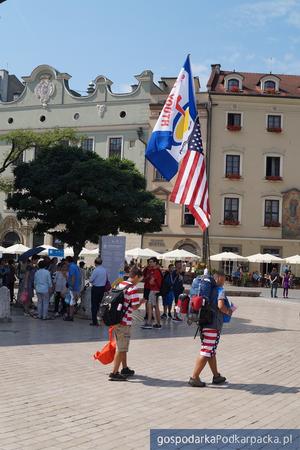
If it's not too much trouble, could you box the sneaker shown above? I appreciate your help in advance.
[212,374,226,384]
[141,324,153,329]
[63,316,74,322]
[168,313,173,319]
[109,372,127,381]
[153,324,162,329]
[188,377,206,387]
[172,316,183,322]
[121,367,135,377]
[54,312,60,317]
[160,313,167,320]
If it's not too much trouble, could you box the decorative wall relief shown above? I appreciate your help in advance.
[34,75,55,107]
[282,189,300,239]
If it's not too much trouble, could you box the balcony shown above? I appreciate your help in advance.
[265,175,282,181]
[227,125,241,131]
[264,88,276,94]
[226,173,241,180]
[267,127,282,133]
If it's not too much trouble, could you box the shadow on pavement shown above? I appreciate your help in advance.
[0,309,298,347]
[210,383,300,395]
[131,376,300,395]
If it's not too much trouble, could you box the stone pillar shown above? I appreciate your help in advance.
[0,286,12,322]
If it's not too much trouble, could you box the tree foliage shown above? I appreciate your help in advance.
[7,145,164,258]
[0,129,79,191]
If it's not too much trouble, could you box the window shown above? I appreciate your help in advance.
[154,168,167,181]
[34,145,43,160]
[108,137,122,158]
[227,79,240,91]
[266,156,281,179]
[267,115,281,131]
[32,232,44,248]
[264,80,276,91]
[264,199,280,226]
[226,155,240,177]
[227,113,241,130]
[82,138,94,152]
[183,206,195,226]
[1,232,21,248]
[224,197,239,224]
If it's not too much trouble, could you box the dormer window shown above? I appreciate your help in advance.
[264,80,276,91]
[227,79,240,92]
[260,75,280,93]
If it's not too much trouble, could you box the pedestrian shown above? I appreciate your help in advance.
[18,255,39,316]
[109,266,144,381]
[64,256,81,321]
[6,259,16,303]
[282,271,290,299]
[34,260,53,320]
[171,260,184,321]
[89,257,108,326]
[189,270,232,387]
[48,257,58,277]
[141,257,163,329]
[54,262,68,316]
[0,258,9,287]
[79,261,86,294]
[269,267,279,298]
[160,264,174,319]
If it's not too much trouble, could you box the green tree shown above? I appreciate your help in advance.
[0,128,79,192]
[7,145,164,259]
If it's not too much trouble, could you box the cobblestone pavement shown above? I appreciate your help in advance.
[0,294,299,450]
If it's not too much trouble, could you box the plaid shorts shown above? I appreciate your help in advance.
[200,328,220,358]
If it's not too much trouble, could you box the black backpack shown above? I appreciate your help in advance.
[100,283,132,326]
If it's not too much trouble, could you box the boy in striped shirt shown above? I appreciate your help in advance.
[109,267,144,381]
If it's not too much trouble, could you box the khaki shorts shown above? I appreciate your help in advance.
[114,324,131,352]
[148,290,159,305]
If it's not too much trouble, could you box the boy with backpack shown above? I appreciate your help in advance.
[141,257,163,329]
[188,270,233,387]
[109,267,144,381]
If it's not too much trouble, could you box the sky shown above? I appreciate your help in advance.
[1,0,300,93]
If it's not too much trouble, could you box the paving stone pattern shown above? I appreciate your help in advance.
[0,295,299,450]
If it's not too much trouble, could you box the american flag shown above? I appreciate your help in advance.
[170,116,210,231]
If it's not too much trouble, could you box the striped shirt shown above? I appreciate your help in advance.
[118,281,140,326]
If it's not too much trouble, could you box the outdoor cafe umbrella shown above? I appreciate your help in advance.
[285,254,300,265]
[161,249,200,260]
[246,253,285,263]
[210,251,247,262]
[125,247,161,259]
[3,244,30,255]
[79,248,99,256]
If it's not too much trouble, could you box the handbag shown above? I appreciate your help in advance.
[93,326,116,365]
[20,290,29,304]
[104,276,111,292]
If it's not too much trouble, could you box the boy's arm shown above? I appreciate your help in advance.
[218,298,232,315]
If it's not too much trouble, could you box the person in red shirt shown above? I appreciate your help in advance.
[141,257,163,329]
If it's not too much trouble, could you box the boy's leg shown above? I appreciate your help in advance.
[112,351,122,374]
[42,294,50,319]
[121,352,128,369]
[192,356,208,379]
[207,355,219,377]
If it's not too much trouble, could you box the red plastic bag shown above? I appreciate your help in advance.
[93,327,116,365]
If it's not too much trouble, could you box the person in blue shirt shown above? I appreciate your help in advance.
[64,256,81,321]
